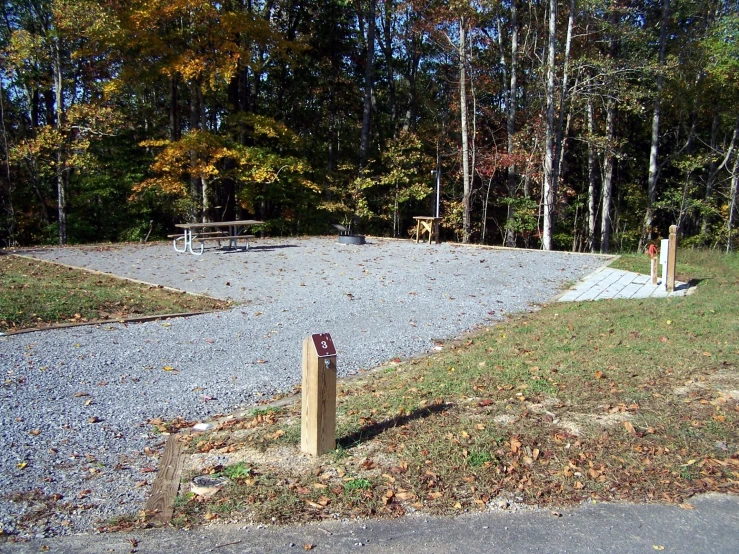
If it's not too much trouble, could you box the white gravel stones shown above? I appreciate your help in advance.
[0,237,608,537]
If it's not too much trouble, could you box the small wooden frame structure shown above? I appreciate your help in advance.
[413,216,441,244]
[301,333,337,456]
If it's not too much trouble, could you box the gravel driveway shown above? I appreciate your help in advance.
[0,237,609,538]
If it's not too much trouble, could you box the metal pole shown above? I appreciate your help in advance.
[435,149,441,218]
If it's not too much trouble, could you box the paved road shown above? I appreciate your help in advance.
[1,493,736,553]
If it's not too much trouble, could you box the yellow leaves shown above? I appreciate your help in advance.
[135,128,314,202]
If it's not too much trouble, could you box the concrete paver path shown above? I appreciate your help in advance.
[558,267,690,302]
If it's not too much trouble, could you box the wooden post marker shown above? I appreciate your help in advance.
[301,333,337,456]
[667,224,678,292]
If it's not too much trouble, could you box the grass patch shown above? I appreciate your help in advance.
[222,462,252,481]
[0,254,230,332]
[343,478,372,492]
[173,249,738,528]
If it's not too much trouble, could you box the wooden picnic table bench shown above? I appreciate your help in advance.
[172,220,263,255]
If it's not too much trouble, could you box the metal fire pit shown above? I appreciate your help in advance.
[333,224,366,245]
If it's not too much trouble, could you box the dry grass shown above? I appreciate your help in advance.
[168,249,738,528]
[0,254,230,332]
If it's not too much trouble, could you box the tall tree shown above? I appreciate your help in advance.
[542,0,558,250]
[641,0,670,249]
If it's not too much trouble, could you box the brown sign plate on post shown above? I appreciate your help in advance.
[311,333,336,357]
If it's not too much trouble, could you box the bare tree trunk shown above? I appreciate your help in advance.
[587,96,598,252]
[552,0,575,193]
[728,154,739,253]
[641,0,670,250]
[380,0,397,134]
[542,0,557,250]
[359,0,376,169]
[459,16,471,243]
[169,75,180,141]
[52,37,66,245]
[701,110,719,238]
[504,0,518,247]
[600,101,615,253]
[0,80,16,245]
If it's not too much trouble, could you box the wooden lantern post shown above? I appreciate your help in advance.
[301,333,337,456]
[647,243,658,285]
[666,224,678,293]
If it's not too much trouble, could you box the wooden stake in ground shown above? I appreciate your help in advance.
[667,224,677,293]
[301,334,337,456]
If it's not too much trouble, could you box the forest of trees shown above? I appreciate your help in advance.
[1,0,738,252]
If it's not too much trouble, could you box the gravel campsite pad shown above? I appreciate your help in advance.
[0,237,609,537]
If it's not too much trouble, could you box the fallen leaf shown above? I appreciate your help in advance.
[594,371,604,379]
[679,503,695,510]
[653,546,664,551]
[88,416,101,423]
[303,545,314,551]
[29,429,41,436]
[203,513,218,521]
[16,462,27,469]
[623,421,636,435]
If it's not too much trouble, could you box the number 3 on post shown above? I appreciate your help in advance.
[311,333,336,358]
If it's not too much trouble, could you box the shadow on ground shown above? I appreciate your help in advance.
[337,402,449,449]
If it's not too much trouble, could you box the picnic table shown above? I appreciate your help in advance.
[413,216,441,244]
[171,220,263,255]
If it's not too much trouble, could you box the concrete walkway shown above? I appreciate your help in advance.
[558,267,690,302]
